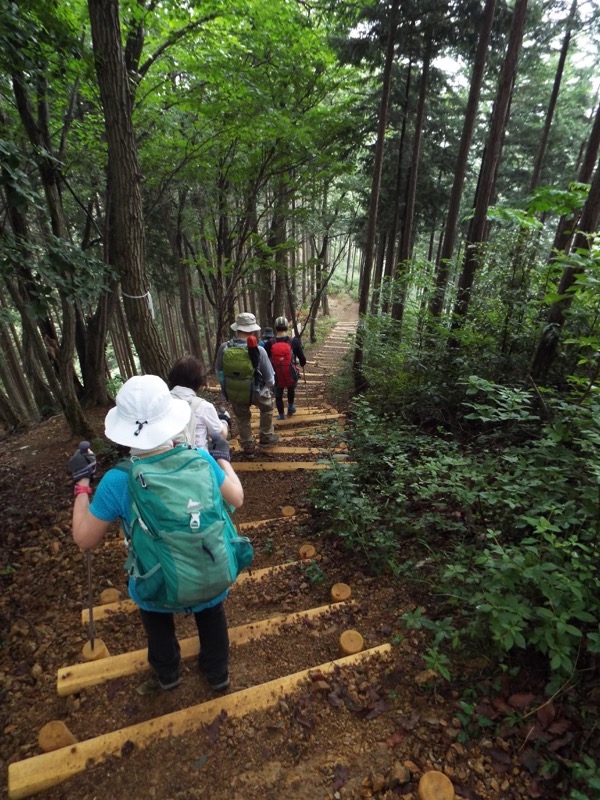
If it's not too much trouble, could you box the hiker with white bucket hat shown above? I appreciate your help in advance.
[68,375,244,693]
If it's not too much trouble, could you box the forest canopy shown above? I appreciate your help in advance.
[0,0,599,434]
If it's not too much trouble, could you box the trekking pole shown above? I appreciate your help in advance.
[302,367,311,410]
[76,440,96,652]
[86,550,95,652]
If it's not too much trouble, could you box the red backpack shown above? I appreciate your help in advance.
[270,339,299,388]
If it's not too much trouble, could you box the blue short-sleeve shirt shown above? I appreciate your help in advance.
[89,449,228,613]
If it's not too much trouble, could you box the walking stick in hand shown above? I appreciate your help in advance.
[302,367,311,410]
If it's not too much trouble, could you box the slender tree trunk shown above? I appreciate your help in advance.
[429,0,496,318]
[530,0,577,192]
[550,102,600,258]
[370,234,387,314]
[382,62,413,317]
[392,42,431,323]
[450,0,528,340]
[353,0,399,391]
[531,160,600,378]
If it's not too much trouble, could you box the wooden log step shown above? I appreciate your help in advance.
[237,445,340,455]
[230,432,341,446]
[238,513,307,528]
[60,601,356,696]
[233,461,341,472]
[101,513,306,552]
[253,425,343,438]
[82,560,310,624]
[9,645,391,800]
[254,413,343,427]
[250,407,330,417]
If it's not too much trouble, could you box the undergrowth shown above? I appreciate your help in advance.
[310,378,600,795]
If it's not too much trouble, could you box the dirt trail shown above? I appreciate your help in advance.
[2,300,531,800]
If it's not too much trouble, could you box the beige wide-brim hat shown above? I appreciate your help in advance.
[231,311,261,333]
[104,375,191,449]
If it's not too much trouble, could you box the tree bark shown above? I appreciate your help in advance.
[88,0,170,377]
[430,0,496,319]
[392,40,431,323]
[529,0,577,192]
[450,0,528,339]
[530,159,600,378]
[353,0,399,391]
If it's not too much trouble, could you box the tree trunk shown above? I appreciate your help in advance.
[549,101,600,259]
[88,0,170,377]
[353,0,400,391]
[382,62,413,317]
[429,0,496,318]
[450,0,528,339]
[392,41,431,323]
[529,0,577,192]
[530,160,600,378]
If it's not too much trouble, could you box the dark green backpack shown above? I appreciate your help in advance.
[119,447,253,609]
[221,342,256,405]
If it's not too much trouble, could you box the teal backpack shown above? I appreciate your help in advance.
[118,447,253,609]
[221,343,256,405]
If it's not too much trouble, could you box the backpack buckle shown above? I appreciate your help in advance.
[187,499,203,530]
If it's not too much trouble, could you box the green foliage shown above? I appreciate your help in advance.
[263,537,275,557]
[570,755,600,800]
[303,562,326,585]
[312,377,600,690]
[106,374,124,400]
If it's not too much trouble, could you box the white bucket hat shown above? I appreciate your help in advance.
[231,312,261,333]
[104,375,191,449]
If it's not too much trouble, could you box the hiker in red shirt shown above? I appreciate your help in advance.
[264,316,307,420]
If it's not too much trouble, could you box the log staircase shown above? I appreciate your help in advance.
[8,320,395,800]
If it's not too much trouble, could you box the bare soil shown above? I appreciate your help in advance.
[0,298,587,800]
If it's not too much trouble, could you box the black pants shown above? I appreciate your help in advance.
[275,384,296,415]
[139,601,229,685]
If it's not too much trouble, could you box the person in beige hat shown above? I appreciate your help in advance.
[216,312,279,456]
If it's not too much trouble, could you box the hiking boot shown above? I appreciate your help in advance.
[277,413,286,421]
[287,405,297,416]
[209,676,230,693]
[242,442,256,457]
[158,673,181,691]
[259,433,279,446]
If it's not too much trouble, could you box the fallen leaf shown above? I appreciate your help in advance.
[332,764,350,791]
[528,778,543,798]
[547,718,571,735]
[476,701,499,720]
[486,748,512,766]
[546,733,574,752]
[362,698,388,720]
[509,692,535,709]
[120,740,135,757]
[295,713,314,730]
[206,710,227,747]
[535,701,556,729]
[520,748,540,774]
[387,730,405,748]
[492,696,514,714]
